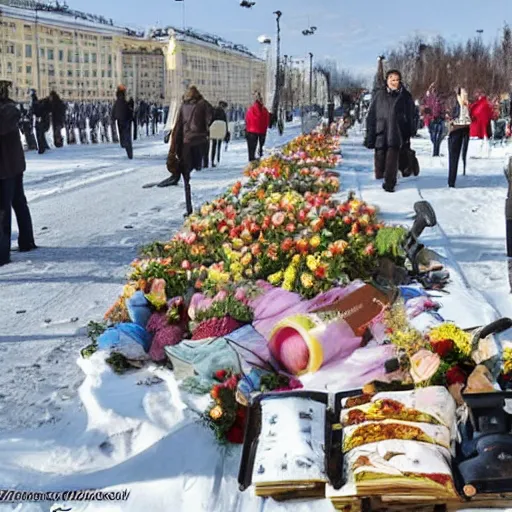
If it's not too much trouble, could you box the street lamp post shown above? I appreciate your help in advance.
[309,52,313,109]
[271,10,282,130]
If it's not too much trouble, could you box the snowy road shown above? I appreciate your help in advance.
[1,126,512,512]
[0,127,301,432]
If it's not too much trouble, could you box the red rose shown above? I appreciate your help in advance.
[431,339,455,358]
[224,375,239,390]
[446,366,466,386]
[226,425,245,444]
[214,369,228,381]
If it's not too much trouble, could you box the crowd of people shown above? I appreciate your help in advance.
[363,69,511,191]
[19,90,168,155]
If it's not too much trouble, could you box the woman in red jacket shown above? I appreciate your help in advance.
[470,90,493,157]
[245,92,270,162]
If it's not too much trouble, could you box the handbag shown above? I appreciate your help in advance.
[399,144,420,177]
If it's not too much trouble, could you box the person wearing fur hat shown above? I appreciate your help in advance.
[166,85,213,216]
[0,80,36,266]
[364,69,416,192]
[112,85,133,159]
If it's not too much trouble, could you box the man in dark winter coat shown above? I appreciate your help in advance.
[31,90,51,154]
[365,69,416,192]
[48,91,66,148]
[0,80,36,266]
[112,86,133,159]
[166,85,212,216]
[210,101,229,167]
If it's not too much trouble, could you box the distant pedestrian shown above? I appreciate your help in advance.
[0,80,36,266]
[447,87,471,188]
[112,86,133,159]
[48,91,66,148]
[364,69,416,192]
[209,101,229,168]
[423,84,445,157]
[470,90,493,158]
[166,85,212,216]
[245,92,270,162]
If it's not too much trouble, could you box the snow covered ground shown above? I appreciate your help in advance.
[1,125,512,511]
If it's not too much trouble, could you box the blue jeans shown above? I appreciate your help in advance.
[429,119,444,156]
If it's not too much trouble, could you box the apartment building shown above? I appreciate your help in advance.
[0,0,266,107]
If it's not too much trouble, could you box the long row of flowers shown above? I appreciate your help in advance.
[86,128,512,408]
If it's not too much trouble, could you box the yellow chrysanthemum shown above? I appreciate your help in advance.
[291,254,301,266]
[504,347,512,374]
[429,323,472,357]
[306,254,319,272]
[300,273,314,289]
[309,235,321,249]
[241,253,253,266]
[268,271,284,285]
[232,238,244,250]
[208,268,230,284]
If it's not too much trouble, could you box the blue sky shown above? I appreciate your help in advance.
[71,0,511,79]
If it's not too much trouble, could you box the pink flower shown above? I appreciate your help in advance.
[213,290,229,302]
[271,212,285,227]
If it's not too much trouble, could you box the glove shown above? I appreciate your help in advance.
[363,138,375,150]
[166,152,179,176]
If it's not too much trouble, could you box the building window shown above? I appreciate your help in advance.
[68,51,73,63]
[92,53,97,63]
[47,49,54,60]
[7,44,14,54]
[59,50,64,61]
[26,65,32,74]
[25,44,32,58]
[84,52,89,63]
[40,48,45,58]
[92,70,97,77]
[7,62,12,74]
[67,70,73,77]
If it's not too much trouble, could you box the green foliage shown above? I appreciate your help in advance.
[105,353,133,374]
[375,226,408,259]
[194,295,254,324]
[81,321,107,359]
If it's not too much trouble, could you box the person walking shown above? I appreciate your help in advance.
[209,101,229,168]
[48,91,66,148]
[447,88,471,188]
[166,85,212,216]
[0,80,36,266]
[112,86,133,159]
[470,90,493,158]
[245,92,270,162]
[423,84,445,156]
[364,69,416,192]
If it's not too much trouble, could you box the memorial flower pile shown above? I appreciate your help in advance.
[125,133,389,303]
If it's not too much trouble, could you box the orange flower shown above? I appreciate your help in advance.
[281,238,294,252]
[296,239,309,254]
[251,243,262,256]
[329,240,348,255]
